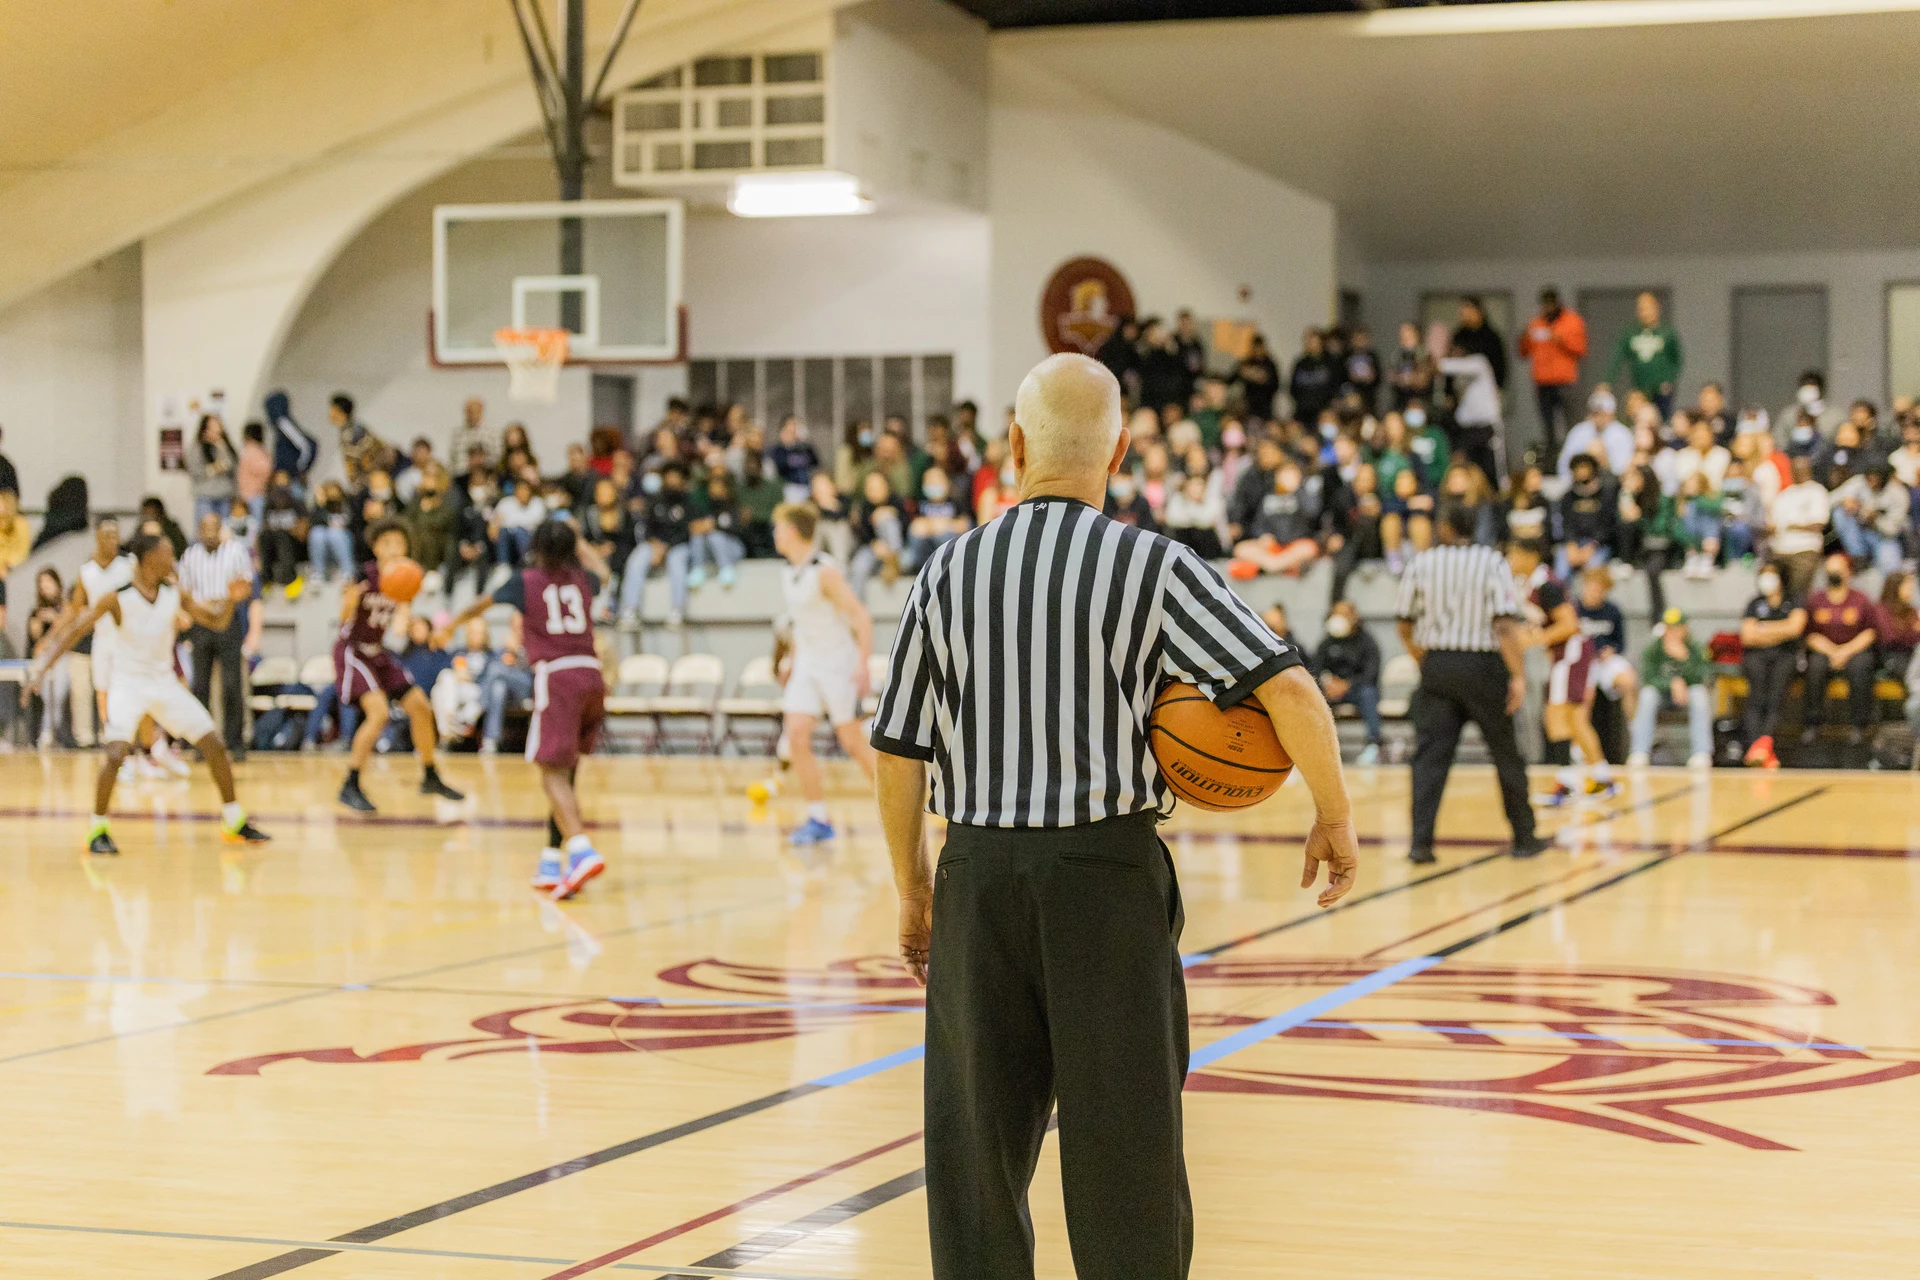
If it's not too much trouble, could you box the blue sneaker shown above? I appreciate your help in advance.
[718,564,736,589]
[551,846,605,901]
[687,565,707,589]
[530,849,563,891]
[788,818,837,846]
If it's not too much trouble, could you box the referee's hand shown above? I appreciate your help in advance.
[898,887,933,986]
[1301,818,1359,908]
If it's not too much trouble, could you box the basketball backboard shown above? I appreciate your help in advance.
[431,199,684,364]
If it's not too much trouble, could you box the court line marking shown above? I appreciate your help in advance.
[543,1133,925,1280]
[1298,1021,1869,1053]
[701,783,1836,1274]
[196,778,1716,1279]
[0,1220,836,1279]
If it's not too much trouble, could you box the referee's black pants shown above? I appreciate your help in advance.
[1410,651,1536,854]
[187,615,246,751]
[926,812,1192,1280]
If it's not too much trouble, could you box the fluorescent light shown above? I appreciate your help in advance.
[727,171,873,218]
[1359,0,1920,36]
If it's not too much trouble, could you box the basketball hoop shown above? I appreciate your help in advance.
[494,326,570,403]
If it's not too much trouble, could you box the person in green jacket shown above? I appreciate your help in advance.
[1628,607,1714,767]
[1609,292,1684,416]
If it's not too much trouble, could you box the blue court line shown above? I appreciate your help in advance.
[1299,1020,1868,1053]
[1186,955,1443,1071]
[805,1042,927,1088]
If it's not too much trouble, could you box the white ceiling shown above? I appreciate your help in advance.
[998,2,1920,261]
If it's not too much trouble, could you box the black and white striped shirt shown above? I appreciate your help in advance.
[176,537,254,610]
[1394,543,1519,652]
[871,495,1300,828]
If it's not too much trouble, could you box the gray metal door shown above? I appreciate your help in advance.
[1732,285,1827,417]
[590,373,635,437]
[1573,286,1673,415]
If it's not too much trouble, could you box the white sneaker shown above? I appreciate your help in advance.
[1356,743,1381,767]
[1687,752,1712,770]
[480,739,499,756]
[1626,752,1651,768]
[666,609,684,629]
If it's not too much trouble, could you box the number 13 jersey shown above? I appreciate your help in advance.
[496,565,598,664]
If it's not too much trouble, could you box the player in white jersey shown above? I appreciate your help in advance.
[773,503,876,845]
[71,516,188,779]
[30,532,270,855]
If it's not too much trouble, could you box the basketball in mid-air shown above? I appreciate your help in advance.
[379,557,425,603]
[1149,682,1292,811]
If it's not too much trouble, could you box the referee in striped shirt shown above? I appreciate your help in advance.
[178,510,255,756]
[1394,503,1548,864]
[872,354,1358,1280]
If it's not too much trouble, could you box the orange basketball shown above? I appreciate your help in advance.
[1149,681,1292,811]
[379,557,424,603]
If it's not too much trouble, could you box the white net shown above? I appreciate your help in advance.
[494,327,570,403]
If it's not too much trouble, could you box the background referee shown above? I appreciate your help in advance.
[178,509,256,757]
[1394,503,1549,865]
[871,353,1359,1280]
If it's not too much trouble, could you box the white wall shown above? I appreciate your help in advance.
[0,246,143,510]
[1366,246,1920,436]
[683,207,991,397]
[987,49,1335,415]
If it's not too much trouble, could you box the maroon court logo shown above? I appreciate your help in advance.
[1039,257,1135,356]
[207,956,1920,1150]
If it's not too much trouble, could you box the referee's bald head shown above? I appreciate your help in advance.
[1012,354,1125,481]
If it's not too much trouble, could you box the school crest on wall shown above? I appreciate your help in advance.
[1039,257,1135,356]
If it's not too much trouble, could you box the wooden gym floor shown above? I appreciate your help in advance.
[2,751,1918,1278]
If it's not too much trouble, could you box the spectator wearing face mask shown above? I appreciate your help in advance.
[769,416,820,504]
[306,481,356,582]
[449,470,496,598]
[1103,469,1158,532]
[1737,561,1805,769]
[1403,400,1450,492]
[404,465,457,586]
[1557,389,1635,480]
[1163,467,1226,560]
[906,466,973,568]
[1313,600,1384,765]
[1800,552,1879,745]
[835,419,877,495]
[1780,371,1844,449]
[735,452,785,558]
[1230,460,1324,577]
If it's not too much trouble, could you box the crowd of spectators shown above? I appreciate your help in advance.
[3,287,1919,761]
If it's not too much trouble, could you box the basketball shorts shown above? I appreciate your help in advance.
[104,673,215,746]
[527,657,606,770]
[784,654,862,726]
[1545,637,1596,707]
[334,640,413,703]
[91,635,117,690]
[1592,653,1635,699]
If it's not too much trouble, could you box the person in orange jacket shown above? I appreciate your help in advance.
[1518,287,1589,459]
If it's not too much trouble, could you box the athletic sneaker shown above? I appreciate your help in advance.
[529,850,564,891]
[788,818,837,846]
[1534,783,1579,808]
[1356,743,1381,767]
[222,820,272,844]
[1583,777,1621,800]
[338,775,377,813]
[718,565,736,589]
[687,565,707,590]
[1511,834,1553,859]
[1687,752,1713,770]
[1745,735,1780,769]
[551,847,605,901]
[420,768,465,801]
[88,830,119,856]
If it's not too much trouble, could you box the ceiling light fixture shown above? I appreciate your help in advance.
[727,171,873,218]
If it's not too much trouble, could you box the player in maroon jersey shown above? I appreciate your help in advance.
[1508,539,1615,807]
[334,520,465,812]
[440,519,609,899]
